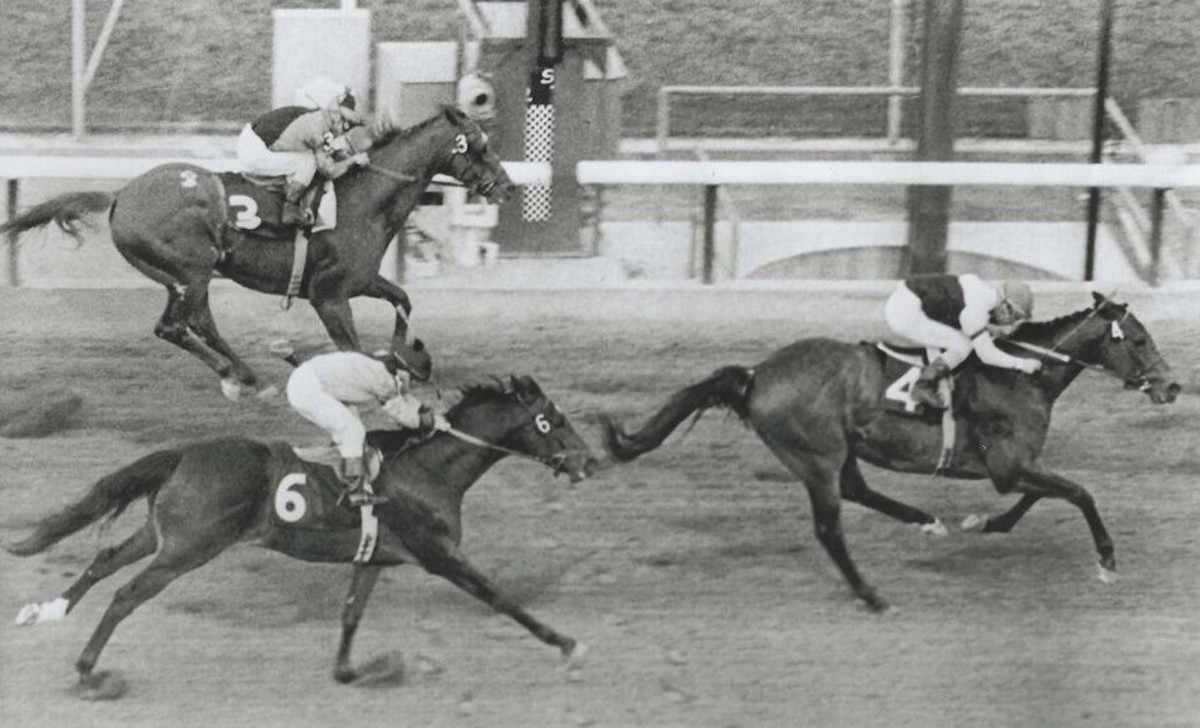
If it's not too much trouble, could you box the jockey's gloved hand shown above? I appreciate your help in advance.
[418,405,436,433]
[352,152,370,167]
[1015,358,1043,375]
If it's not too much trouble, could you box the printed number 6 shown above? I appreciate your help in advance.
[229,194,262,230]
[534,413,552,434]
[274,473,308,523]
[452,134,469,154]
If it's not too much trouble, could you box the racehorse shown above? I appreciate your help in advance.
[8,375,599,696]
[600,293,1179,612]
[0,106,511,399]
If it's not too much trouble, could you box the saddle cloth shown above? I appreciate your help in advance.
[220,174,336,239]
[872,342,956,472]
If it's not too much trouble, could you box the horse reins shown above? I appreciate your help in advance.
[1006,306,1161,390]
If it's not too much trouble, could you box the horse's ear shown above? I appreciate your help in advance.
[510,374,539,398]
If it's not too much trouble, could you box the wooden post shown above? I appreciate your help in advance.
[1148,187,1166,285]
[887,0,908,145]
[701,184,718,284]
[904,0,963,275]
[1084,0,1116,281]
[6,179,19,287]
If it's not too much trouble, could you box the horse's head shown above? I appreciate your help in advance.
[438,106,513,204]
[1078,292,1179,404]
[450,375,600,483]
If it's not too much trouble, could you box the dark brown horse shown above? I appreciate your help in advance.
[601,293,1179,612]
[0,107,511,399]
[8,375,599,696]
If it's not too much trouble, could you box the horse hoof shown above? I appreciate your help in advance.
[70,670,128,701]
[919,519,949,537]
[961,514,987,531]
[563,640,588,665]
[15,603,39,626]
[863,593,892,614]
[16,597,67,626]
[348,651,406,688]
[1097,562,1118,585]
[220,379,242,401]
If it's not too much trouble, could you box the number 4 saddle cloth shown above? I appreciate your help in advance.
[869,341,958,472]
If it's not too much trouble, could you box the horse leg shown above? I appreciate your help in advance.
[1017,469,1116,578]
[16,523,157,627]
[761,440,889,612]
[839,456,944,535]
[310,294,362,352]
[184,284,260,392]
[149,280,248,399]
[367,275,413,349]
[333,564,383,684]
[965,494,1041,534]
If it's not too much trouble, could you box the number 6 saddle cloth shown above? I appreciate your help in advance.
[258,443,394,564]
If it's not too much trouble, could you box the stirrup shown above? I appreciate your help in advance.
[344,486,388,508]
[911,382,946,409]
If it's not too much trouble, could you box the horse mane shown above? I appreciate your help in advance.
[372,105,466,147]
[1012,306,1095,341]
[447,375,519,416]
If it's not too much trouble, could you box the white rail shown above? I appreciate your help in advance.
[577,160,1200,188]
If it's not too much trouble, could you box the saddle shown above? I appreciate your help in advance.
[220,174,333,240]
[869,341,957,472]
[287,444,385,563]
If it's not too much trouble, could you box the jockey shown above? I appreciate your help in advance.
[286,350,448,507]
[236,79,371,226]
[883,273,1043,408]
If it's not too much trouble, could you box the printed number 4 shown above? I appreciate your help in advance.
[228,194,262,230]
[274,473,308,523]
[885,367,921,412]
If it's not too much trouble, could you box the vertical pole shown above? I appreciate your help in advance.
[1084,0,1115,281]
[6,179,19,287]
[1148,187,1166,285]
[905,0,963,275]
[72,0,86,139]
[887,0,907,145]
[655,87,670,223]
[701,185,717,284]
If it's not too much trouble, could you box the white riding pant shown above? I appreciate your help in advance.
[236,124,318,187]
[884,284,973,369]
[287,366,366,459]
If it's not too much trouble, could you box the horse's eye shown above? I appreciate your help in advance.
[1133,338,1147,348]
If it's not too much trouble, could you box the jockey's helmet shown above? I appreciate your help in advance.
[999,280,1034,320]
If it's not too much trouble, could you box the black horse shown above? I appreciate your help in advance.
[9,375,599,696]
[602,294,1179,611]
[0,106,511,398]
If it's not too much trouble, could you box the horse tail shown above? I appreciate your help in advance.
[0,191,114,242]
[601,365,754,462]
[7,448,183,557]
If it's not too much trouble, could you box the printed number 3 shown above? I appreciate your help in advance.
[274,473,308,522]
[228,194,262,230]
[885,367,921,412]
[452,134,469,154]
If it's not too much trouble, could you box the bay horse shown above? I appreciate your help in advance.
[601,293,1179,612]
[8,375,599,696]
[0,106,511,399]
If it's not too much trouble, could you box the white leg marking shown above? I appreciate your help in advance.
[961,514,988,531]
[919,519,949,537]
[220,378,242,401]
[15,597,69,626]
[1097,562,1117,585]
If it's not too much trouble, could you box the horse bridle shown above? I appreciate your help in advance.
[437,394,574,476]
[1009,304,1163,391]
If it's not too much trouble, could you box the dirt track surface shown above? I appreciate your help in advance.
[2,286,1200,727]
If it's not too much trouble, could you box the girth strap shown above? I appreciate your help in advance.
[283,229,308,310]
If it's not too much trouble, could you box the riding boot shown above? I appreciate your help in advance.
[911,359,951,409]
[281,179,314,227]
[340,456,386,507]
